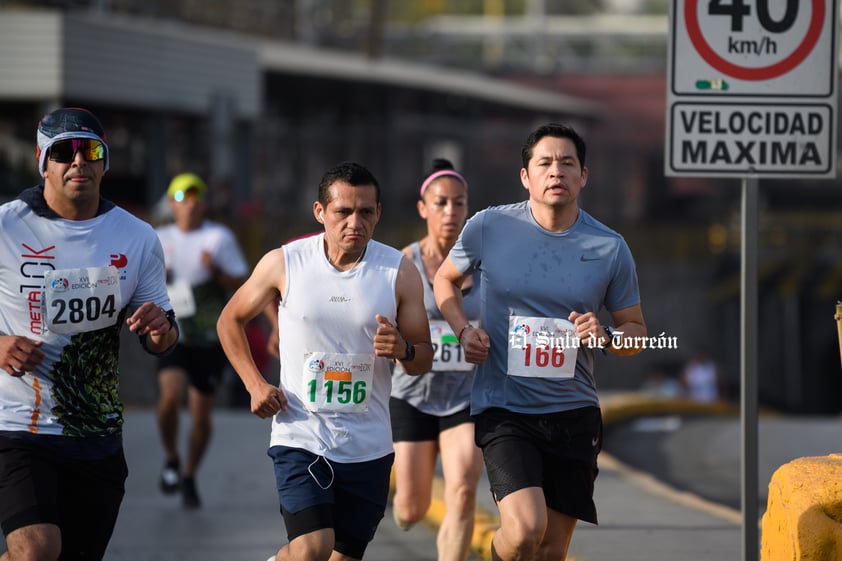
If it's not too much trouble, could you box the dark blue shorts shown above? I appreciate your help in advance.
[268,445,394,551]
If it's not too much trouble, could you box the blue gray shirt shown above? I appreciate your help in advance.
[448,201,641,415]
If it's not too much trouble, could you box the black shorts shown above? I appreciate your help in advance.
[474,406,602,524]
[156,343,228,394]
[389,397,473,442]
[0,435,128,560]
[268,445,394,559]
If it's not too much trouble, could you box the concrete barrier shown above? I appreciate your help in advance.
[761,454,842,561]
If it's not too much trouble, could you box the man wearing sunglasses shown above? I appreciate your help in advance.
[0,107,179,561]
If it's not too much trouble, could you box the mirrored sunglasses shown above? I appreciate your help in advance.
[48,138,106,163]
[172,188,204,203]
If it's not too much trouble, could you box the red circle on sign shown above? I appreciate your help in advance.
[685,0,825,81]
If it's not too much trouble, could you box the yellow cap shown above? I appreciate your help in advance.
[167,173,207,202]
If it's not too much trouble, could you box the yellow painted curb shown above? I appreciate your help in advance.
[599,393,737,425]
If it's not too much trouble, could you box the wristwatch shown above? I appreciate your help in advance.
[401,339,416,362]
[603,325,620,346]
[162,308,177,332]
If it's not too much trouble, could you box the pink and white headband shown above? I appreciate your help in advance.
[419,170,468,197]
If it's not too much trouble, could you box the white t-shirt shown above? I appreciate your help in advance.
[156,221,248,345]
[0,187,171,437]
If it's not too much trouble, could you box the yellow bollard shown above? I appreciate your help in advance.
[761,455,842,561]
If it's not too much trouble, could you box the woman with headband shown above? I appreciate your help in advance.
[390,159,483,561]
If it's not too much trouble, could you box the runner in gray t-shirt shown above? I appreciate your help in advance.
[434,123,647,561]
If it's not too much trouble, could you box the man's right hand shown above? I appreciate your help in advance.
[250,381,287,419]
[460,327,490,364]
[0,336,45,376]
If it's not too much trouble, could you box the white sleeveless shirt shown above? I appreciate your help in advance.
[270,233,401,462]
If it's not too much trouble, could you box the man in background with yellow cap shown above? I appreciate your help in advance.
[154,172,248,509]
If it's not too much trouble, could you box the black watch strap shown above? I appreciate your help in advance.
[402,339,416,362]
[162,308,176,331]
[604,325,619,341]
[600,325,618,355]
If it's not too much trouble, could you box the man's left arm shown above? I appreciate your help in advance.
[604,304,647,356]
[373,257,433,375]
[202,235,248,292]
[202,226,250,292]
[127,235,179,355]
[601,239,646,356]
[126,302,179,354]
[568,304,646,357]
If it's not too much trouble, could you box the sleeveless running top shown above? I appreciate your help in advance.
[270,233,402,462]
[391,241,480,416]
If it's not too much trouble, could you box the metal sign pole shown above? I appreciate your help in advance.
[741,176,759,561]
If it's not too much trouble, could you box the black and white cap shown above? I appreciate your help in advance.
[36,107,109,177]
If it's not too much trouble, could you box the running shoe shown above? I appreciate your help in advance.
[159,459,180,495]
[393,507,415,531]
[181,476,201,509]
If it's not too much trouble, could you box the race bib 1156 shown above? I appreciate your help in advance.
[302,351,375,413]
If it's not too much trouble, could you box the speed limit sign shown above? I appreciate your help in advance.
[671,0,836,96]
[666,0,838,177]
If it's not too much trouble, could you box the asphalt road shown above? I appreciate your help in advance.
[1,409,444,561]
[4,408,842,561]
[603,413,842,512]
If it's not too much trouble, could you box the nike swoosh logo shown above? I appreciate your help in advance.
[580,255,600,261]
[592,436,599,446]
